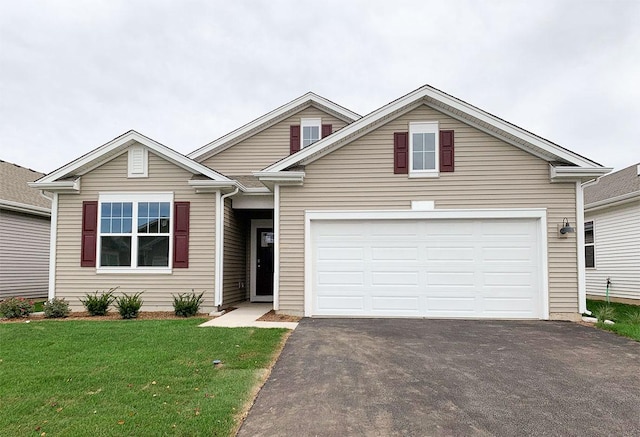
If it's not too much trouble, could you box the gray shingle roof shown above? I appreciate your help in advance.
[0,160,51,210]
[584,162,640,205]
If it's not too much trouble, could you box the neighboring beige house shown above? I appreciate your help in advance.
[31,85,610,320]
[584,163,640,303]
[0,160,51,300]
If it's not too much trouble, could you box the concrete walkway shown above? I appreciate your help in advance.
[199,301,298,329]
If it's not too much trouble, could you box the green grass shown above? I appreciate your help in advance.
[587,299,640,342]
[0,319,288,436]
[33,300,45,312]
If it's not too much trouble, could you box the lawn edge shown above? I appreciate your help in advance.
[231,329,293,436]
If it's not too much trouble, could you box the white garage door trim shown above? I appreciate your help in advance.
[304,209,549,319]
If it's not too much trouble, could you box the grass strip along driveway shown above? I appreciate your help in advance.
[587,299,640,341]
[0,319,288,436]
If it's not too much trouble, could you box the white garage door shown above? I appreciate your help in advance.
[310,218,542,318]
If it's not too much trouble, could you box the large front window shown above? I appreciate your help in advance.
[410,122,439,176]
[98,193,172,271]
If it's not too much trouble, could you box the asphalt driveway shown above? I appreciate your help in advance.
[238,319,640,437]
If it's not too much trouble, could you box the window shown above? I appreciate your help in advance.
[585,220,595,268]
[301,118,321,148]
[410,122,439,176]
[98,193,173,272]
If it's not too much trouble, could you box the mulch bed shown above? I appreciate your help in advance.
[0,311,214,323]
[257,310,301,323]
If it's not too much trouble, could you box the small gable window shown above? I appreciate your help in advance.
[410,122,439,176]
[301,118,321,148]
[585,220,595,268]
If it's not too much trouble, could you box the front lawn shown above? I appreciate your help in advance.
[0,319,288,436]
[587,299,640,342]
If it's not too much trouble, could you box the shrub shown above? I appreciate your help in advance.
[626,308,640,325]
[43,298,71,319]
[173,291,204,317]
[80,288,116,316]
[595,305,616,323]
[0,297,34,319]
[115,292,144,319]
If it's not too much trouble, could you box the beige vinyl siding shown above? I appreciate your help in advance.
[279,104,578,317]
[55,150,217,312]
[0,210,50,300]
[222,198,247,305]
[585,200,640,301]
[201,106,348,174]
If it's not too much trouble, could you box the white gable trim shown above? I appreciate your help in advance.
[187,92,360,161]
[263,85,605,173]
[33,130,231,186]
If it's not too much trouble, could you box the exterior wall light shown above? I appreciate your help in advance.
[559,218,575,235]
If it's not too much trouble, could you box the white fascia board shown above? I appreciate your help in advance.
[188,92,360,160]
[0,199,51,217]
[585,191,640,212]
[550,165,612,182]
[264,85,605,173]
[28,179,80,193]
[35,130,231,185]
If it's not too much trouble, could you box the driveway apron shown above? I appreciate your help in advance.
[238,318,640,437]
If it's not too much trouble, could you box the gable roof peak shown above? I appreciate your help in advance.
[188,92,360,161]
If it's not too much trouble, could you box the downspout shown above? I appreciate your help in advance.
[46,192,58,301]
[576,181,587,314]
[214,186,239,310]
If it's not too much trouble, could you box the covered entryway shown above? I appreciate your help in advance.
[306,210,547,319]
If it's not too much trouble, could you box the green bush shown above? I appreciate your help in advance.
[626,308,640,325]
[172,291,204,317]
[80,288,116,316]
[0,297,34,319]
[595,305,616,323]
[115,292,144,319]
[43,298,71,319]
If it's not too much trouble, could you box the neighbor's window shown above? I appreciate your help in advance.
[301,118,321,148]
[585,220,595,268]
[410,122,439,175]
[99,193,172,271]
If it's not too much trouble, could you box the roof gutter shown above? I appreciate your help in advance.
[585,190,640,212]
[549,165,612,183]
[28,179,80,193]
[253,171,305,190]
[0,199,51,217]
[187,179,243,194]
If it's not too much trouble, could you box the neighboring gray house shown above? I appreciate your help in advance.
[0,160,51,300]
[584,163,640,303]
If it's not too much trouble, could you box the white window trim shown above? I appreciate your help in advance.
[301,118,321,148]
[97,192,173,274]
[409,121,439,178]
[128,146,148,178]
[584,220,596,269]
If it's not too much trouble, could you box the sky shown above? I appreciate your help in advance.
[1,0,638,175]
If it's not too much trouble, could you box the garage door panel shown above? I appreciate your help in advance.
[371,271,420,286]
[427,272,476,286]
[371,247,419,261]
[372,296,420,311]
[311,217,542,319]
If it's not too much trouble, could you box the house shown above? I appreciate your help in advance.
[1,160,51,300]
[583,163,640,303]
[30,85,611,320]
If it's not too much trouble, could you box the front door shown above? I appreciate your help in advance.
[253,227,274,301]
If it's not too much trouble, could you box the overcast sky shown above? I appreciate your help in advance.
[1,0,638,175]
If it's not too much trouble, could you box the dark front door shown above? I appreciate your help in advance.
[256,228,274,296]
